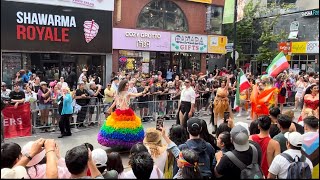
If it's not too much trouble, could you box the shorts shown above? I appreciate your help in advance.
[138,102,148,108]
[39,103,51,110]
[103,103,112,112]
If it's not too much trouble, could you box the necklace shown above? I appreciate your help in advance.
[311,93,317,98]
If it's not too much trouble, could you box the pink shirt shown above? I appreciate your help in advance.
[27,158,71,179]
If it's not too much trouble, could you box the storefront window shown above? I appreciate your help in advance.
[206,6,223,34]
[118,50,149,75]
[173,53,201,74]
[137,0,188,32]
[1,53,22,88]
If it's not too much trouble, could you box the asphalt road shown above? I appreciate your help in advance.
[5,108,299,170]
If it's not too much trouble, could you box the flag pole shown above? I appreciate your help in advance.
[232,0,238,69]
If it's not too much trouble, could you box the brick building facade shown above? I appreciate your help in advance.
[111,0,225,76]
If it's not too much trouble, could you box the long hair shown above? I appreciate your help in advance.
[106,152,124,174]
[305,84,317,95]
[199,120,218,150]
[118,80,128,93]
[180,150,202,179]
[169,124,188,146]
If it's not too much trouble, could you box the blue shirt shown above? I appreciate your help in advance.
[58,93,73,115]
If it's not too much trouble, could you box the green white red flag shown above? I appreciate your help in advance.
[267,52,290,77]
[234,69,251,111]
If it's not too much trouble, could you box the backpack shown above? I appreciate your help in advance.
[280,153,312,179]
[225,144,264,179]
[185,140,212,177]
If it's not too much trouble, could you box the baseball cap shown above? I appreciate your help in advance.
[1,166,28,179]
[92,148,107,168]
[187,118,202,136]
[284,131,303,147]
[230,124,250,152]
[21,141,46,167]
[40,81,47,86]
[1,82,6,86]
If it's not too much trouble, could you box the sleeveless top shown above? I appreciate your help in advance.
[304,99,319,110]
[251,134,271,177]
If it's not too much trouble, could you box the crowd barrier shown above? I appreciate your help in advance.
[2,90,298,138]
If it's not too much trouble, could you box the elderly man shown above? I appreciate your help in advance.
[1,82,11,102]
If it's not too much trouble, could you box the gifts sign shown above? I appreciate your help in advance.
[83,19,99,43]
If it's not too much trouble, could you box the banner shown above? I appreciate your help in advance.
[187,0,212,3]
[3,103,32,138]
[237,0,246,22]
[291,42,307,54]
[278,42,292,54]
[306,41,319,53]
[171,33,208,53]
[208,35,228,54]
[5,0,114,11]
[1,1,112,54]
[222,0,235,24]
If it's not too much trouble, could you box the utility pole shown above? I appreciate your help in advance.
[232,0,238,69]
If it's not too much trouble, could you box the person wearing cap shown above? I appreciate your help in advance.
[177,78,196,128]
[1,82,11,100]
[143,128,168,173]
[215,124,262,179]
[103,82,115,118]
[91,148,118,179]
[37,81,51,129]
[268,131,314,179]
[9,83,25,109]
[78,68,88,83]
[302,116,319,179]
[179,117,215,178]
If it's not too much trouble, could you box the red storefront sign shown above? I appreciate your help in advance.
[2,103,32,138]
[278,42,292,54]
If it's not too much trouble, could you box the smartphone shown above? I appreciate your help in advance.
[156,118,164,131]
[224,111,230,123]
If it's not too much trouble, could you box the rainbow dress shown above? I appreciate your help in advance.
[97,108,144,148]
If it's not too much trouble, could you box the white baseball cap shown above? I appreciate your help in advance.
[1,166,29,179]
[92,148,107,167]
[284,131,303,148]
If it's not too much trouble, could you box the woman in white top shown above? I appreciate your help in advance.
[57,77,68,89]
[143,128,168,173]
[294,76,307,111]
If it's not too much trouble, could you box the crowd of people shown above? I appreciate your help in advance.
[1,66,319,179]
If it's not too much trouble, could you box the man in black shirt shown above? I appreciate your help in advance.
[215,124,262,179]
[9,83,25,109]
[74,82,90,126]
[137,80,149,121]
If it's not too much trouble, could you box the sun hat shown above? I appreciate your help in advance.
[284,131,303,148]
[1,166,29,179]
[230,124,250,152]
[92,148,107,168]
[143,128,161,145]
[21,141,46,167]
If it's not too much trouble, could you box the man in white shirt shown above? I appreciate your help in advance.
[57,77,69,89]
[1,82,11,100]
[78,69,87,83]
[268,131,313,179]
[177,78,196,128]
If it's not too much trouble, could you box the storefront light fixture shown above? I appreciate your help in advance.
[62,8,72,12]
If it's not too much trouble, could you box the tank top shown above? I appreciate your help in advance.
[251,134,271,177]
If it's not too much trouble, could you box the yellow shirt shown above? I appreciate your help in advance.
[104,88,115,103]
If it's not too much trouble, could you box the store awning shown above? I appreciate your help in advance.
[288,31,298,40]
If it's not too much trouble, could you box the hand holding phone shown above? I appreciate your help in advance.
[156,118,164,131]
[224,111,230,123]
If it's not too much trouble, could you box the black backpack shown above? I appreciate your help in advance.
[225,144,264,179]
[280,153,312,179]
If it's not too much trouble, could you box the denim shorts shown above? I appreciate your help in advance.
[38,103,52,110]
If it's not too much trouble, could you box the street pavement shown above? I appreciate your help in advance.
[5,107,299,170]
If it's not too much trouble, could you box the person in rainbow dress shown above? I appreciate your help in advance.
[97,80,148,148]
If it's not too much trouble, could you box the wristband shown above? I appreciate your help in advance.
[46,149,55,155]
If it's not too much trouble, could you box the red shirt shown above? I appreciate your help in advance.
[251,134,271,177]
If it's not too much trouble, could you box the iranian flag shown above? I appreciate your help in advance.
[267,52,290,77]
[234,69,251,111]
